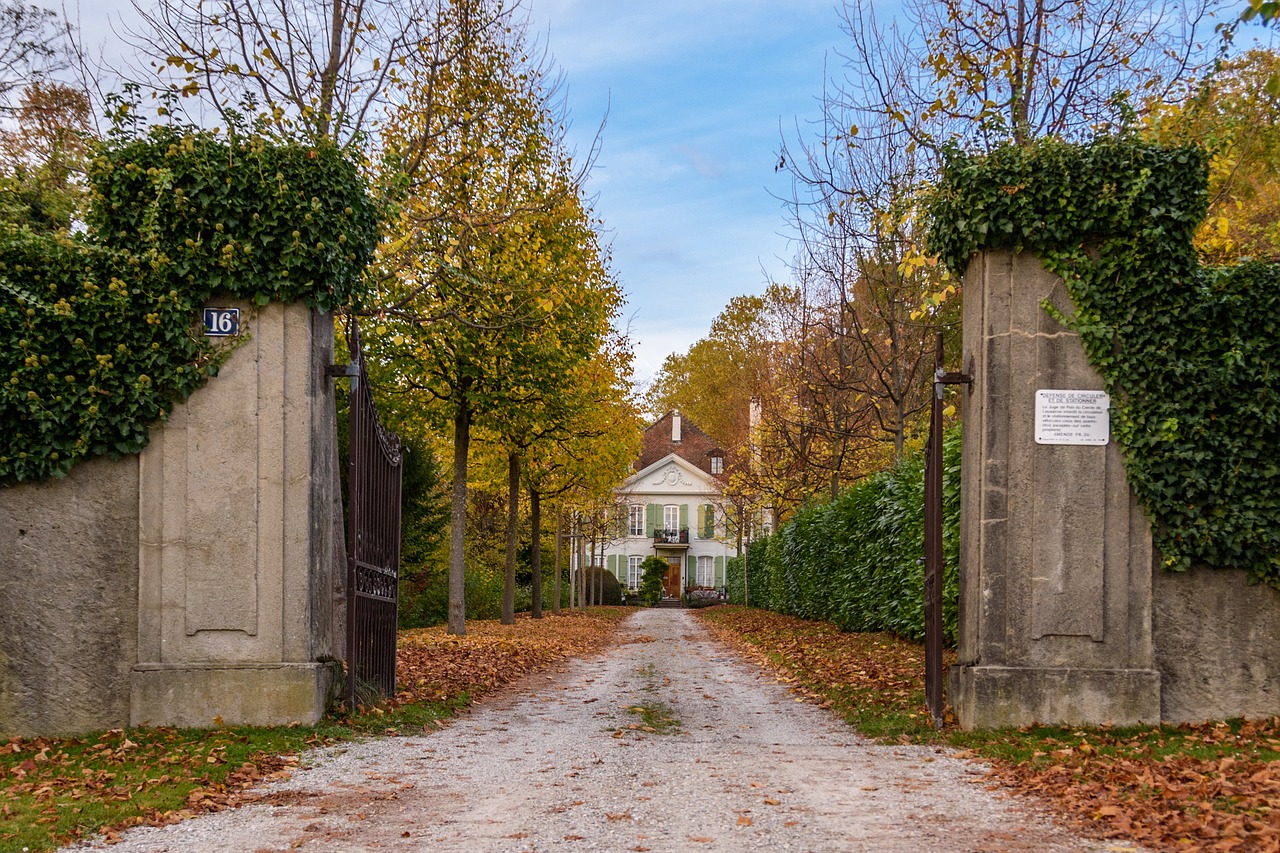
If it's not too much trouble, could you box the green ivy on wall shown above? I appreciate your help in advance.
[1,123,379,485]
[925,136,1280,585]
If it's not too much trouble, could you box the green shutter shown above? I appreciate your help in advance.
[703,504,715,539]
[679,503,689,532]
[646,503,659,536]
[686,555,695,588]
[607,554,617,577]
[715,555,725,586]
[696,504,706,539]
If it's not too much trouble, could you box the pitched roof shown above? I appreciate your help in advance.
[636,411,728,481]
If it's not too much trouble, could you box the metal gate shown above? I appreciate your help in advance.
[342,321,403,710]
[924,332,969,729]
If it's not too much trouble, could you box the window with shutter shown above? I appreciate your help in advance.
[627,556,643,589]
[696,555,713,586]
[629,505,645,536]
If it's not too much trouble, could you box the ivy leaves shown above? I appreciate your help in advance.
[1,125,378,485]
[87,126,379,312]
[0,233,210,481]
[925,137,1280,585]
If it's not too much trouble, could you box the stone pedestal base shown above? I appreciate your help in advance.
[131,662,338,728]
[949,665,1161,729]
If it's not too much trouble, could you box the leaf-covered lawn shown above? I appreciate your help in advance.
[0,608,627,852]
[392,607,629,708]
[696,605,1280,853]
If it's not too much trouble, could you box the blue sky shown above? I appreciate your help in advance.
[523,0,842,386]
[70,0,844,387]
[54,1,1280,390]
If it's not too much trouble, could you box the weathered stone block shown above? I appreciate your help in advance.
[1154,564,1280,723]
[131,662,335,728]
[953,250,1159,728]
[949,665,1162,729]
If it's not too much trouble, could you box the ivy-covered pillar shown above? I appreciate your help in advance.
[948,250,1161,729]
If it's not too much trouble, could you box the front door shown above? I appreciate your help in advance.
[663,557,682,599]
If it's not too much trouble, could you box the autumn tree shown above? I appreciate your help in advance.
[779,87,952,472]
[481,188,628,625]
[1147,48,1280,263]
[834,0,1228,151]
[645,293,771,459]
[367,0,600,635]
[0,2,66,110]
[114,0,496,146]
[0,81,92,231]
[523,343,640,615]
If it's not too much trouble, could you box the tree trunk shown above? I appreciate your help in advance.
[553,508,562,614]
[447,400,471,636]
[577,514,587,610]
[530,488,543,618]
[502,451,519,625]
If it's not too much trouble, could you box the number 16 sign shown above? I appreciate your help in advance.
[203,308,240,337]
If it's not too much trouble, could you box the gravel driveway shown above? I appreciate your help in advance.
[65,609,1138,852]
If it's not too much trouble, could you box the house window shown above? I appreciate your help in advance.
[663,504,680,532]
[710,454,723,474]
[696,555,714,587]
[628,504,645,536]
[628,555,643,590]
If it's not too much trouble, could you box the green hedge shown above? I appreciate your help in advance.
[726,424,961,644]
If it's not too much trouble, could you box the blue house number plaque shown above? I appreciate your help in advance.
[203,308,240,336]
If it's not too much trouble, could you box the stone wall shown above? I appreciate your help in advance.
[950,249,1280,728]
[1154,565,1280,723]
[0,456,139,736]
[0,302,342,736]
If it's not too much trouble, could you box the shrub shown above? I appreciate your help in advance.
[639,556,667,607]
[729,424,961,645]
[581,566,623,606]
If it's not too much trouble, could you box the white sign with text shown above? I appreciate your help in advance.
[1035,390,1110,446]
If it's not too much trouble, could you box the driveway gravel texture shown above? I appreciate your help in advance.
[63,609,1143,852]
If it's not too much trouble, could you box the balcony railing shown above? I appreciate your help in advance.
[653,528,689,545]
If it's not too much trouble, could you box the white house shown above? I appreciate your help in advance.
[601,411,737,599]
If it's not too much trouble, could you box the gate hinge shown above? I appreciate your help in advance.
[326,364,359,379]
[934,368,973,399]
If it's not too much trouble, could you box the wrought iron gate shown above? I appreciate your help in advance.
[342,321,403,710]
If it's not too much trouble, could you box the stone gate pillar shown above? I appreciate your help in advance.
[948,251,1161,729]
[130,301,343,728]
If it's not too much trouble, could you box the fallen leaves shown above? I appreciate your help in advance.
[1,610,624,852]
[0,727,306,851]
[696,606,1280,853]
[980,719,1280,853]
[393,610,626,709]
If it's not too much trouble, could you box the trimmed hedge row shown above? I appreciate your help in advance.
[726,424,960,645]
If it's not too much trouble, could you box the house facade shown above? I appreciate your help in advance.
[602,411,737,599]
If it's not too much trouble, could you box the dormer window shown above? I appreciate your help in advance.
[709,450,724,475]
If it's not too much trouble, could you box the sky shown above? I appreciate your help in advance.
[40,1,1280,391]
[518,0,844,388]
[66,0,847,390]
